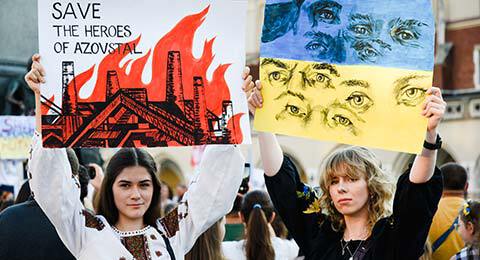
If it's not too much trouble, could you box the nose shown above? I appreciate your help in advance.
[287,70,307,91]
[130,187,141,200]
[337,180,348,194]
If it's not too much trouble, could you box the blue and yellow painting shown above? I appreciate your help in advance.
[255,0,435,153]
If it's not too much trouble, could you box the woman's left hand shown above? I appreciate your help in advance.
[421,87,446,133]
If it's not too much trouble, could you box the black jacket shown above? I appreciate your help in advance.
[0,198,75,260]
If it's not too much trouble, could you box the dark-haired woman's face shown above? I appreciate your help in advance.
[112,166,153,222]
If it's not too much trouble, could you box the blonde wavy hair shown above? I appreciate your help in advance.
[318,146,395,232]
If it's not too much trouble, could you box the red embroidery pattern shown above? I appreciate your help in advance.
[120,235,151,260]
[159,207,179,238]
[81,210,105,231]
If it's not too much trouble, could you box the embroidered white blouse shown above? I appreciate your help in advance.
[28,133,245,260]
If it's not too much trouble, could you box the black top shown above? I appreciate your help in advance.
[265,156,443,260]
[0,198,75,260]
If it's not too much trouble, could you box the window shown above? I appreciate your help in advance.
[474,44,480,88]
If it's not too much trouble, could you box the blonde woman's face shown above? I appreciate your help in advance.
[112,166,154,222]
[329,172,369,217]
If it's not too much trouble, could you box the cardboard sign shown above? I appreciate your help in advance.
[38,0,250,148]
[256,0,434,153]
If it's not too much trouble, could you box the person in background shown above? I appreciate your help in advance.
[222,190,299,260]
[185,218,226,260]
[429,163,468,260]
[451,200,480,259]
[0,149,80,260]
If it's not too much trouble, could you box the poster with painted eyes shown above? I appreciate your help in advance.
[255,0,434,153]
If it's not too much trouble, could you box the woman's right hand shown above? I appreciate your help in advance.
[241,67,262,116]
[24,54,46,95]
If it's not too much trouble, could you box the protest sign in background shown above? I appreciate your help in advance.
[255,0,435,154]
[38,0,250,148]
[0,116,35,159]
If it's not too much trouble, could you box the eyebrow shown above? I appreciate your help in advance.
[389,18,428,29]
[118,179,152,184]
[340,80,370,88]
[261,58,289,69]
[274,90,306,101]
[312,63,340,77]
[349,13,374,24]
[393,74,429,92]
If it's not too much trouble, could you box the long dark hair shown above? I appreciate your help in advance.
[97,148,161,227]
[241,190,275,260]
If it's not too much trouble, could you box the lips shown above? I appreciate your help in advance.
[127,203,144,208]
[338,198,352,204]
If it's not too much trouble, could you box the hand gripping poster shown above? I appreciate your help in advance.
[38,0,250,148]
[255,0,435,154]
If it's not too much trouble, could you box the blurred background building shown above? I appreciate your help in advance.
[0,0,479,198]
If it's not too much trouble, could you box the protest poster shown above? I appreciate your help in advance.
[0,116,35,159]
[255,0,435,153]
[38,0,250,148]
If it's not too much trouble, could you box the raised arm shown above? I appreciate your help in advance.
[159,142,245,254]
[26,54,85,258]
[409,87,446,184]
[243,67,283,176]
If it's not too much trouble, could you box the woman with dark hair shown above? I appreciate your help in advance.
[25,54,245,260]
[243,69,446,259]
[222,190,299,260]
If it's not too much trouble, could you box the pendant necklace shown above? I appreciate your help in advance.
[341,239,364,260]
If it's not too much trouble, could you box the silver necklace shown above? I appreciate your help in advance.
[341,239,364,260]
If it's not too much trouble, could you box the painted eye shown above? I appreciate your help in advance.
[390,27,420,46]
[398,30,414,40]
[346,91,373,113]
[318,10,334,20]
[270,72,280,80]
[307,72,332,89]
[396,85,427,106]
[357,46,381,62]
[268,71,289,86]
[305,42,322,51]
[352,25,371,36]
[286,104,306,117]
[332,114,353,127]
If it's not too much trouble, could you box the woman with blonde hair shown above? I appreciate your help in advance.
[243,68,446,259]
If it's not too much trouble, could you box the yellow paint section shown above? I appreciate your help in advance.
[0,137,32,159]
[254,58,432,154]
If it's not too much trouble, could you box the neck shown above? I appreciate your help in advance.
[442,190,465,198]
[115,216,145,232]
[343,209,370,241]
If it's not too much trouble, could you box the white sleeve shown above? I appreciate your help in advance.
[28,132,85,258]
[159,145,245,254]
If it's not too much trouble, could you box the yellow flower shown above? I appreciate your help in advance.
[303,198,321,214]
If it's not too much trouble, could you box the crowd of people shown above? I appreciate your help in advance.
[0,55,478,260]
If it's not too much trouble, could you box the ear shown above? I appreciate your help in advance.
[466,221,475,235]
[464,182,469,193]
[269,211,276,224]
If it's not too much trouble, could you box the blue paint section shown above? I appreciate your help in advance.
[260,0,434,71]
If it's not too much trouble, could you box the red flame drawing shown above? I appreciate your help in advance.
[46,6,244,146]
